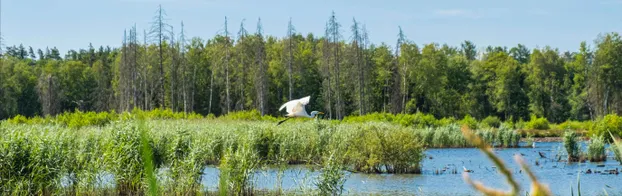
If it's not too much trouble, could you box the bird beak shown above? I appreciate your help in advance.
[318,112,324,115]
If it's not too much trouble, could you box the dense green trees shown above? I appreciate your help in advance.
[1,9,621,123]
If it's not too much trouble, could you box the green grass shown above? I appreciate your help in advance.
[587,134,606,162]
[564,130,584,162]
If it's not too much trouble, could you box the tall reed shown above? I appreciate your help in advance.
[587,134,606,162]
[563,130,582,162]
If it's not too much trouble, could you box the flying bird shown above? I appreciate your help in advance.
[277,96,324,125]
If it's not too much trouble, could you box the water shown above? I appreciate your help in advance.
[198,142,622,195]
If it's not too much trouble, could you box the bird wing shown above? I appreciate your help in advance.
[279,96,311,115]
[299,96,311,106]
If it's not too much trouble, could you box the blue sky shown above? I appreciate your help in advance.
[2,0,621,55]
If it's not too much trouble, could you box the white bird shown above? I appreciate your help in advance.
[277,96,324,125]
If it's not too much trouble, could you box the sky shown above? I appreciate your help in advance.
[1,0,621,55]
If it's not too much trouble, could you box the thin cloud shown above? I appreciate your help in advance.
[434,9,481,19]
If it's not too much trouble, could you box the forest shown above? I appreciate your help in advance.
[1,6,622,124]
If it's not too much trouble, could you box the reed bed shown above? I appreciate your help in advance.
[0,114,525,195]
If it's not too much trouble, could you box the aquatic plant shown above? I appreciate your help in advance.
[218,143,260,195]
[315,151,347,196]
[587,134,606,162]
[563,130,582,162]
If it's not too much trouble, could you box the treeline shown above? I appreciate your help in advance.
[1,6,622,123]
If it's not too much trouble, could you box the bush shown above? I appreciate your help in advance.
[589,114,622,142]
[587,134,606,162]
[525,114,550,130]
[481,116,501,128]
[460,114,478,130]
[563,130,582,162]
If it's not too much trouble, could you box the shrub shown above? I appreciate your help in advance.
[587,135,606,162]
[563,130,582,162]
[481,116,501,128]
[7,115,28,124]
[589,114,622,142]
[525,114,550,130]
[460,114,478,130]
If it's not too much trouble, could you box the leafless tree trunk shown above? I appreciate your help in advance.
[329,12,343,119]
[322,24,333,119]
[255,18,267,115]
[351,18,365,115]
[170,26,177,111]
[224,16,231,114]
[149,4,171,109]
[238,20,248,111]
[362,25,370,113]
[287,18,295,100]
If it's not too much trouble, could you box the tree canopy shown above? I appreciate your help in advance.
[1,7,620,123]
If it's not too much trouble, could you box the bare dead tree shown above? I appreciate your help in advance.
[286,17,296,100]
[179,21,192,113]
[255,17,267,115]
[328,11,343,119]
[396,26,407,113]
[322,21,333,119]
[131,25,138,110]
[237,19,249,111]
[149,4,172,109]
[362,24,370,113]
[351,18,365,115]
[223,16,231,114]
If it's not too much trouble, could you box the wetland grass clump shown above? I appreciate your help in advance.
[587,134,606,162]
[563,130,583,162]
[315,151,347,196]
[416,123,521,148]
[344,123,425,174]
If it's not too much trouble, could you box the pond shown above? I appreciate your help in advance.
[197,142,622,195]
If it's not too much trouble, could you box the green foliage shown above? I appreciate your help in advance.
[218,144,259,195]
[587,134,606,162]
[459,114,479,129]
[525,114,551,130]
[5,108,205,128]
[315,152,347,196]
[589,114,622,142]
[342,112,443,128]
[219,109,276,121]
[563,130,582,162]
[481,116,501,128]
[345,123,425,173]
